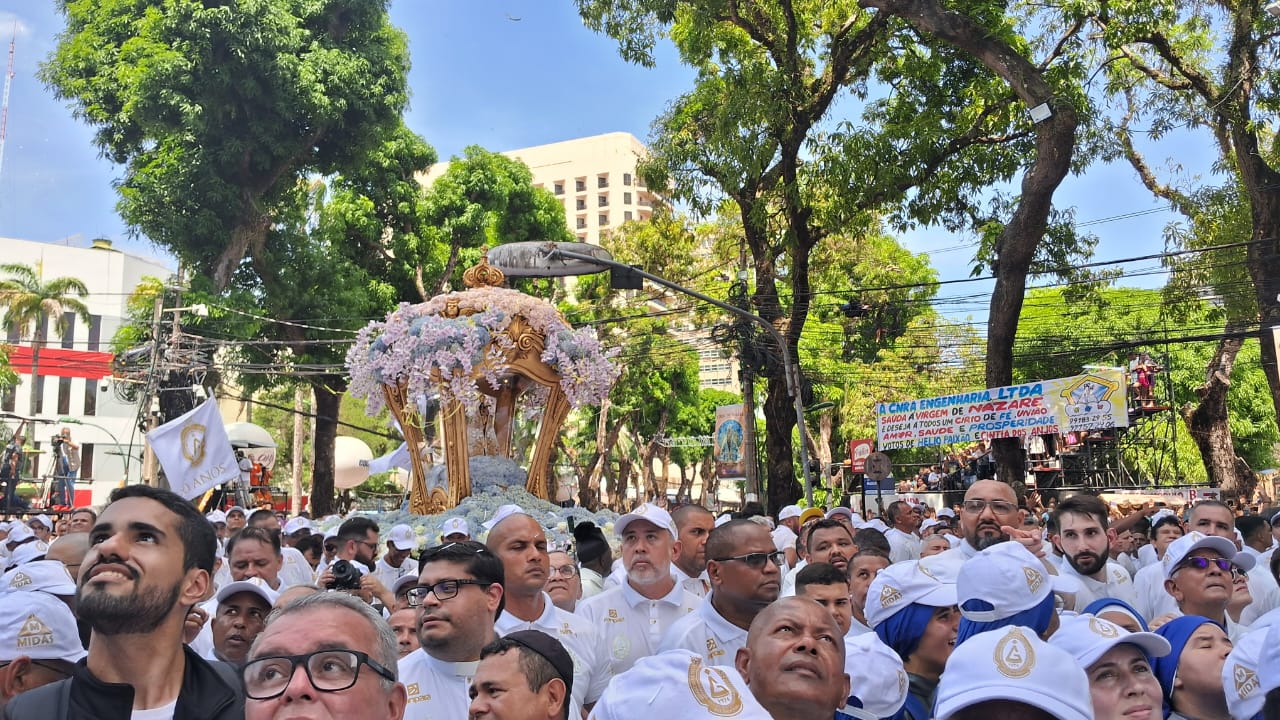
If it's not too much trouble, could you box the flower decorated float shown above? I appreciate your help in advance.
[346,253,620,514]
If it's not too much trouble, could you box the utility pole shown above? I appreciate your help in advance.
[735,240,760,499]
[142,292,164,485]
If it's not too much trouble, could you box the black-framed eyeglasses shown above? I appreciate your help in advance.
[1175,556,1233,574]
[242,649,395,700]
[711,551,785,569]
[962,499,1018,515]
[549,564,579,578]
[406,579,490,606]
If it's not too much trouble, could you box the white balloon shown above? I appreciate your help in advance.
[334,436,374,489]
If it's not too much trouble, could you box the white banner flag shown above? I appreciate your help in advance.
[147,399,240,501]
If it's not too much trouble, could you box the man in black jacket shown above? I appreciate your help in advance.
[5,484,244,719]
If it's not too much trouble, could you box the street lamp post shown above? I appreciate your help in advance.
[57,416,133,482]
[488,242,817,505]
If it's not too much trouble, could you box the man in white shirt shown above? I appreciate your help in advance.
[784,518,855,599]
[671,504,715,597]
[576,503,700,676]
[1238,514,1272,561]
[571,521,611,599]
[399,540,504,720]
[659,519,781,665]
[884,501,923,563]
[245,508,314,588]
[374,523,418,592]
[1050,493,1139,608]
[486,509,608,713]
[1161,531,1254,638]
[772,504,802,567]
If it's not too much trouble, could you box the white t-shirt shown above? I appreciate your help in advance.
[373,556,415,593]
[398,649,478,720]
[575,579,701,676]
[779,559,808,598]
[885,528,922,564]
[1060,560,1140,610]
[496,593,610,706]
[771,525,798,554]
[130,699,177,720]
[279,547,315,588]
[657,594,748,666]
[671,565,710,599]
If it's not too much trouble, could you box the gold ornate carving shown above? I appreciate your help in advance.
[463,250,506,289]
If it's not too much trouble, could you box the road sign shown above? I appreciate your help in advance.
[864,452,892,482]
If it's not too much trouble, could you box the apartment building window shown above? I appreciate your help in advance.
[624,211,633,221]
[598,194,608,207]
[576,179,586,192]
[598,213,609,226]
[576,217,587,229]
[84,314,102,416]
[623,192,632,205]
[554,182,564,195]
[576,198,587,211]
[623,173,633,186]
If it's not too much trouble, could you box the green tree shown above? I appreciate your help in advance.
[42,0,412,289]
[0,264,92,415]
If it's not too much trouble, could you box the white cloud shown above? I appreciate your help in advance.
[0,13,34,39]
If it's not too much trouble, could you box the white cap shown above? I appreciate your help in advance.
[1256,623,1280,711]
[865,561,958,629]
[1049,614,1171,669]
[6,543,45,569]
[935,625,1091,720]
[843,635,909,719]
[921,518,943,533]
[778,505,802,521]
[0,590,87,663]
[226,505,247,517]
[714,513,733,528]
[483,504,527,531]
[216,578,279,607]
[1150,508,1176,525]
[3,560,77,596]
[1222,625,1269,720]
[283,517,313,535]
[614,503,676,539]
[441,517,470,538]
[206,510,227,525]
[392,573,419,596]
[386,524,416,551]
[6,524,34,544]
[957,542,1079,622]
[826,507,854,521]
[28,514,52,531]
[937,507,957,519]
[863,518,889,534]
[588,650,772,720]
[1162,531,1253,579]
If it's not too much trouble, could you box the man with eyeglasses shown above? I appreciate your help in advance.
[659,519,782,666]
[1160,531,1255,639]
[243,591,406,720]
[545,550,583,613]
[576,503,700,676]
[931,480,1045,572]
[486,510,607,714]
[0,589,84,707]
[399,540,505,719]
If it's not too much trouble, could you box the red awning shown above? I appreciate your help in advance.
[8,346,115,380]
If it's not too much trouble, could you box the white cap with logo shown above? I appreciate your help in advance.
[1162,531,1253,579]
[0,589,87,663]
[1222,624,1270,720]
[206,510,228,525]
[935,625,1091,720]
[614,503,676,539]
[282,517,313,535]
[441,517,469,538]
[2,560,77,596]
[864,561,958,629]
[1048,614,1170,669]
[778,505,802,521]
[216,577,279,606]
[957,542,1079,622]
[386,524,416,551]
[842,634,909,720]
[588,650,771,720]
[27,515,52,531]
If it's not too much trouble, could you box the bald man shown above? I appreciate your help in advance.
[931,480,1044,571]
[736,597,850,720]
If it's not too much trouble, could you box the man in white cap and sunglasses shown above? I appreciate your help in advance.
[576,502,700,676]
[1161,530,1254,638]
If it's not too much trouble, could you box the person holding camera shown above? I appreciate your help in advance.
[0,433,26,513]
[51,428,79,508]
[319,516,395,610]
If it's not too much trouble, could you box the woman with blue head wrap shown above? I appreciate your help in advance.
[865,562,959,720]
[1152,615,1232,720]
[954,541,1071,646]
[1084,597,1150,632]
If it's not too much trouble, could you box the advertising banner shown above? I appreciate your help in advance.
[849,439,875,473]
[714,404,747,479]
[875,368,1129,450]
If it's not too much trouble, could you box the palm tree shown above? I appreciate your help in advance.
[0,263,92,415]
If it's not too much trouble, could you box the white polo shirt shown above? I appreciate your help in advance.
[1059,560,1140,610]
[672,565,710,598]
[885,528,922,563]
[398,648,478,720]
[496,593,610,707]
[279,547,315,588]
[576,579,701,676]
[657,594,748,666]
[373,556,415,594]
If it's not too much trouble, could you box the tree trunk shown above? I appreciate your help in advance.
[291,386,307,515]
[309,380,343,516]
[699,451,715,506]
[26,342,40,417]
[641,408,670,501]
[1182,330,1256,498]
[1238,166,1280,431]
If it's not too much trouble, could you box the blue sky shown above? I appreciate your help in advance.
[0,1,1213,314]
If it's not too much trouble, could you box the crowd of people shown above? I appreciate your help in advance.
[1,480,1279,719]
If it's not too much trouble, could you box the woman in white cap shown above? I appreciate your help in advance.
[1049,614,1170,720]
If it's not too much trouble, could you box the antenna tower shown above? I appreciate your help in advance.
[0,23,16,187]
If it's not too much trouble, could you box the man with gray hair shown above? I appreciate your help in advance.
[243,592,406,720]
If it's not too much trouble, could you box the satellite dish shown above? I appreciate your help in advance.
[486,241,614,277]
[334,436,374,490]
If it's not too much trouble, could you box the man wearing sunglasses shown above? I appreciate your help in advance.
[1161,531,1255,639]
[243,591,406,720]
[658,519,782,666]
[398,540,504,719]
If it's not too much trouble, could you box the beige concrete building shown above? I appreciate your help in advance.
[422,132,659,245]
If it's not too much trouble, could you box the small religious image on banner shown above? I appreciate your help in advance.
[714,404,747,479]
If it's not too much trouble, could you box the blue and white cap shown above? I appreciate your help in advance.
[840,634,909,720]
[935,625,1090,720]
[864,561,958,629]
[957,542,1078,622]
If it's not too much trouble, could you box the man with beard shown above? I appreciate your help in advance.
[931,480,1045,574]
[671,504,714,597]
[658,520,781,665]
[398,540,504,719]
[795,519,856,586]
[1051,493,1138,609]
[5,484,243,719]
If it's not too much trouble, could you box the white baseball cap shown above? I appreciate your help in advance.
[483,504,527,531]
[614,503,676,539]
[225,505,247,517]
[826,507,854,521]
[588,649,771,720]
[937,507,957,519]
[865,561,958,629]
[0,590,87,663]
[862,518,889,534]
[957,542,1079,622]
[714,513,733,528]
[843,634,909,720]
[392,573,419,596]
[1162,531,1253,579]
[6,543,45,569]
[3,559,77,596]
[216,577,279,607]
[921,518,943,534]
[778,505,802,521]
[935,625,1091,720]
[282,517,313,535]
[1256,623,1280,711]
[1049,614,1170,669]
[27,515,52,531]
[6,524,34,544]
[206,510,228,525]
[1222,625,1269,720]
[323,529,339,542]
[386,524,416,551]
[441,517,470,538]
